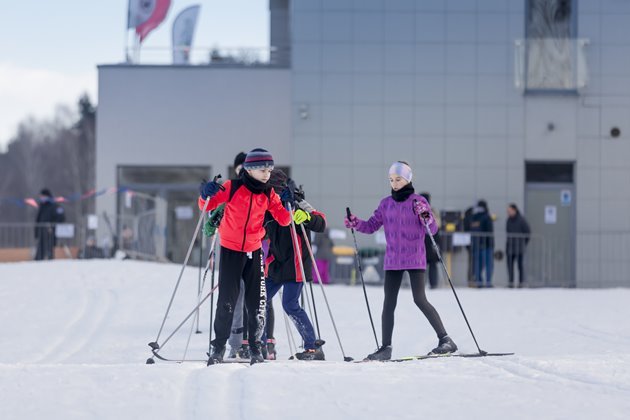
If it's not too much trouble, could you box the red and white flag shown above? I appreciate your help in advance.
[128,0,172,43]
[172,5,201,64]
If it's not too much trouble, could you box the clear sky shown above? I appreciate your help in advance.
[0,0,269,151]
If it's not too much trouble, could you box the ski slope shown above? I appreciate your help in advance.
[0,260,629,419]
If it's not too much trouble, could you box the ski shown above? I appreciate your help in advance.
[356,352,514,363]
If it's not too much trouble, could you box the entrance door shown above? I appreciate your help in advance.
[525,163,576,287]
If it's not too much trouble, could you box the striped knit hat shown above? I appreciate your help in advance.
[243,148,274,170]
[388,161,413,183]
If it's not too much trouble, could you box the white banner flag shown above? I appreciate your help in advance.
[172,5,201,64]
[127,0,156,29]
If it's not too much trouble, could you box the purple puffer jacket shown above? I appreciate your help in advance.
[355,194,438,271]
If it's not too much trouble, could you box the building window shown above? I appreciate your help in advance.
[519,0,584,92]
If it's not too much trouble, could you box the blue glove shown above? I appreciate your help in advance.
[279,186,295,207]
[199,179,221,200]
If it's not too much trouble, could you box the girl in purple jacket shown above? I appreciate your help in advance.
[345,161,457,360]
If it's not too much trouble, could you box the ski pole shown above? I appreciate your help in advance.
[150,175,223,348]
[195,219,204,334]
[413,199,487,356]
[299,223,353,361]
[346,207,380,349]
[149,282,220,355]
[182,233,219,361]
[208,244,217,354]
[287,202,321,338]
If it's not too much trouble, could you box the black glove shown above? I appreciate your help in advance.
[294,185,305,202]
[199,179,221,200]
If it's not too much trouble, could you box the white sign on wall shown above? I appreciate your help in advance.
[560,189,572,206]
[175,206,193,220]
[545,205,557,224]
[55,223,75,238]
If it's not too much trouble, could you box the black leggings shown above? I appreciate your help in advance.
[381,270,447,346]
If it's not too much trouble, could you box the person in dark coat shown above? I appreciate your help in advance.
[34,188,65,260]
[470,199,494,288]
[506,203,531,288]
[420,192,440,289]
[263,169,327,360]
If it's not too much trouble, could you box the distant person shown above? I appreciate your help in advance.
[312,228,334,284]
[34,188,65,260]
[506,203,531,288]
[470,200,495,288]
[78,236,105,259]
[420,192,440,289]
[463,206,475,286]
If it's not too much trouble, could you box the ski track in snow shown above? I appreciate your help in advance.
[1,261,630,419]
[480,356,630,394]
[46,289,117,364]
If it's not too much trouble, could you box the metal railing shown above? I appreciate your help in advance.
[325,231,630,289]
[124,46,290,67]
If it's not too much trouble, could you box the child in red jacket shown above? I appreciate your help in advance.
[199,148,293,365]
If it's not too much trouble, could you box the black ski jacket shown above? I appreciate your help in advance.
[506,213,531,255]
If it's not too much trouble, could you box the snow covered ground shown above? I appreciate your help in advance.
[0,260,629,419]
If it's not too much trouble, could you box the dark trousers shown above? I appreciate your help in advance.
[427,261,438,288]
[35,230,55,260]
[473,247,494,286]
[212,246,266,349]
[381,270,447,347]
[264,279,317,349]
[507,253,525,285]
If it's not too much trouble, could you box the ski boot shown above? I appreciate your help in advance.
[365,345,392,361]
[207,344,226,365]
[295,339,325,361]
[249,342,265,365]
[429,335,458,355]
[266,338,277,360]
[237,341,250,359]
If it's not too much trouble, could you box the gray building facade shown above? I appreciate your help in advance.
[97,0,630,287]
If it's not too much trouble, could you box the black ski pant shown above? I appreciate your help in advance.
[381,269,447,347]
[507,253,525,285]
[212,246,266,350]
[35,230,55,260]
[427,261,438,288]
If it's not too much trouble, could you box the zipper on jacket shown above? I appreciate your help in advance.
[241,191,254,251]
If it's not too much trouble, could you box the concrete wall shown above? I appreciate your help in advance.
[96,66,292,222]
[289,0,630,287]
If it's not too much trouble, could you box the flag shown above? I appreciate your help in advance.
[127,0,155,29]
[128,0,172,43]
[172,5,201,64]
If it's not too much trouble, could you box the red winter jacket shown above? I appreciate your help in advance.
[197,179,291,252]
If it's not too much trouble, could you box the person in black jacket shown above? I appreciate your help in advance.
[420,192,440,289]
[506,203,531,288]
[34,188,65,260]
[263,169,327,360]
[470,199,494,288]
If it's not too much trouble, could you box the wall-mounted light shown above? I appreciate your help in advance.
[610,127,621,138]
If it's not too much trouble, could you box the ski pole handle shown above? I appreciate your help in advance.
[345,207,355,232]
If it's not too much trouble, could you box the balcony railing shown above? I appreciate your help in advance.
[515,38,589,93]
[123,46,290,68]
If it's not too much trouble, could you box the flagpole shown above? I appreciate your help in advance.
[125,0,131,63]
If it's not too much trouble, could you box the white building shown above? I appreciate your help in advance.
[97,0,630,287]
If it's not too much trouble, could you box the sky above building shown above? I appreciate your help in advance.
[0,0,269,150]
